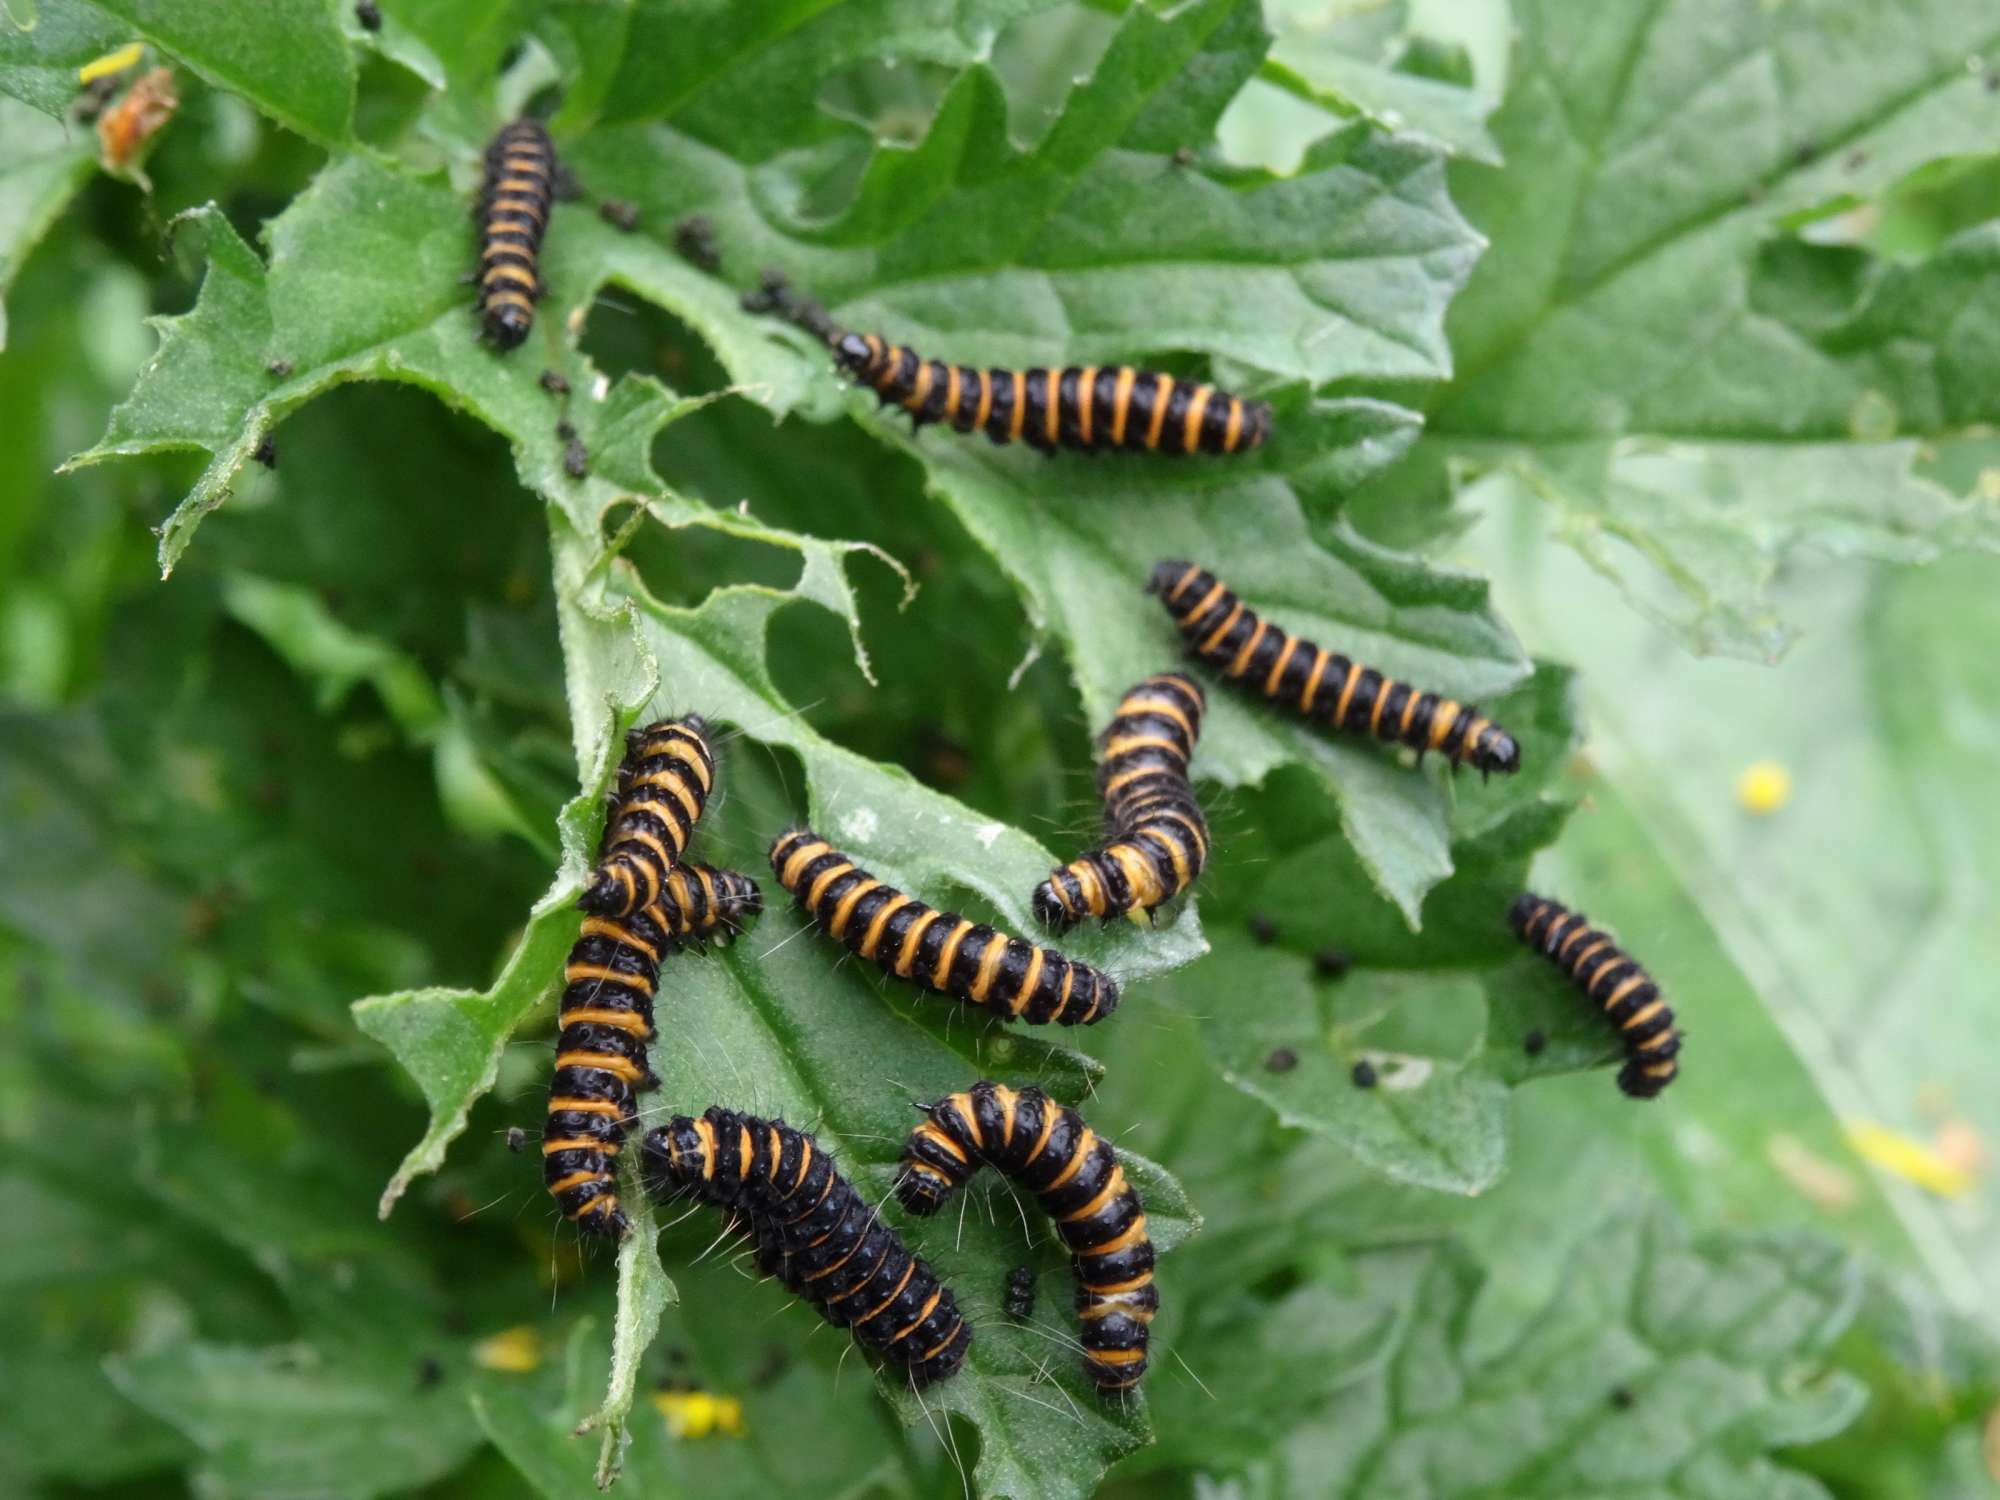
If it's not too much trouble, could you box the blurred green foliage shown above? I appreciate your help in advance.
[3,0,1998,1496]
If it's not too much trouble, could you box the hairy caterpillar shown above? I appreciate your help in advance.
[642,1108,971,1385]
[543,866,762,1235]
[1509,893,1680,1098]
[581,716,716,918]
[897,1081,1155,1394]
[1033,673,1209,930]
[1148,560,1520,777]
[832,333,1271,457]
[770,830,1118,1025]
[475,119,556,350]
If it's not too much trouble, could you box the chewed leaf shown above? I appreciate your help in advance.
[1377,0,2000,660]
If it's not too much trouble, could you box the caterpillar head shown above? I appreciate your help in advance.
[833,332,877,377]
[1145,559,1196,598]
[484,301,533,349]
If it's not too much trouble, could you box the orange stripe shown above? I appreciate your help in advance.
[1145,377,1174,449]
[1109,367,1137,444]
[1180,386,1212,452]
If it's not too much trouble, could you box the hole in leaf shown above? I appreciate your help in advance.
[610,497,807,606]
[576,292,731,400]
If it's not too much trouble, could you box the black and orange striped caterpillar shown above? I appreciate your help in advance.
[1509,893,1680,1098]
[581,716,716,917]
[542,864,763,1235]
[1149,561,1521,778]
[475,118,556,350]
[770,830,1118,1025]
[642,1107,972,1386]
[832,332,1271,456]
[1034,673,1210,931]
[897,1081,1155,1394]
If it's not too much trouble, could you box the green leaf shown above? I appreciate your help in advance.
[475,1318,910,1500]
[110,1338,486,1500]
[1468,475,2000,1319]
[355,894,578,1219]
[0,0,125,117]
[0,95,94,352]
[220,572,444,735]
[89,0,354,144]
[1152,1206,1867,1497]
[1243,0,1505,169]
[1196,947,1509,1195]
[1363,0,2000,660]
[596,0,1066,140]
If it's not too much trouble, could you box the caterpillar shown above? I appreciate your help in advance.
[1003,1265,1037,1323]
[642,1108,972,1386]
[476,118,556,350]
[580,716,716,917]
[769,830,1118,1026]
[832,333,1271,457]
[543,866,763,1235]
[896,1081,1155,1394]
[1148,560,1521,778]
[1508,893,1680,1098]
[1033,673,1210,931]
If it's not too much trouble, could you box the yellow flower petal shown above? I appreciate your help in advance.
[78,42,145,84]
[1735,761,1793,816]
[1845,1121,1974,1198]
[471,1326,542,1374]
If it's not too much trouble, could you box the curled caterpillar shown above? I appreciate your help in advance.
[642,1108,972,1386]
[897,1081,1155,1394]
[581,716,715,917]
[476,118,556,350]
[1509,893,1680,1098]
[832,333,1271,457]
[1148,560,1520,778]
[543,866,764,1235]
[769,830,1118,1025]
[1034,673,1210,930]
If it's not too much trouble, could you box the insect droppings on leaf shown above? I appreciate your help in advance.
[1313,947,1351,980]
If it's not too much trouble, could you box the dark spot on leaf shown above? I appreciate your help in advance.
[1265,1047,1297,1073]
[1524,1029,1547,1057]
[599,199,639,232]
[674,215,721,272]
[539,369,569,395]
[416,1354,442,1389]
[564,437,589,478]
[1793,140,1819,166]
[1247,913,1278,946]
[748,1345,790,1388]
[1610,1385,1636,1409]
[355,0,381,30]
[1843,148,1868,171]
[1171,146,1194,167]
[266,358,293,377]
[1313,947,1351,980]
[252,437,277,468]
[555,419,576,440]
[1351,1059,1378,1089]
